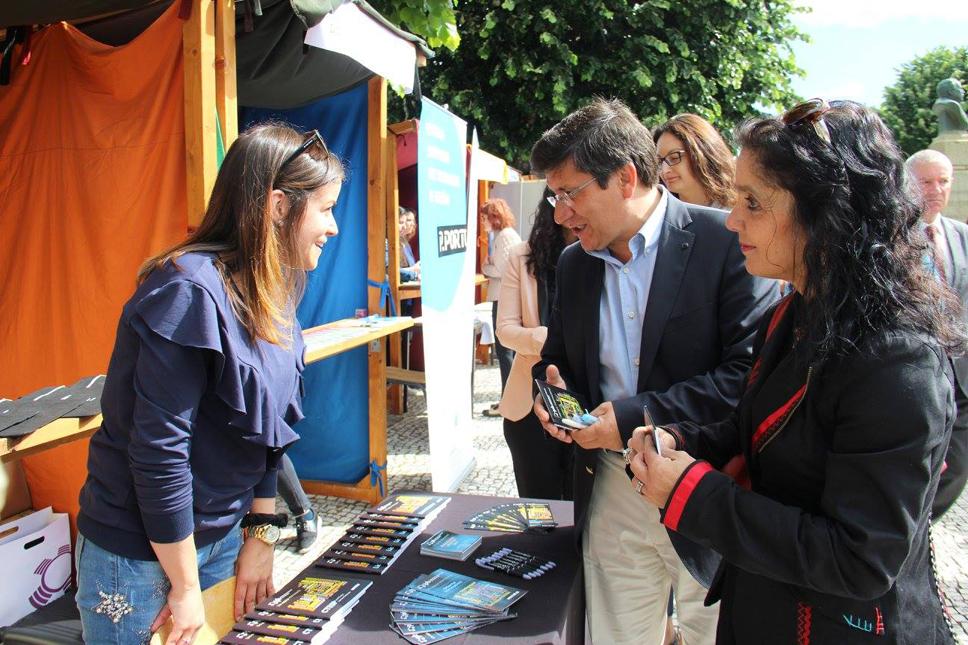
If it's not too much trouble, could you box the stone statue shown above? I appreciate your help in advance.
[933,78,968,134]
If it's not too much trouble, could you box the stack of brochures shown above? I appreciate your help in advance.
[315,493,451,576]
[463,502,557,533]
[390,569,526,643]
[420,530,482,561]
[221,574,371,644]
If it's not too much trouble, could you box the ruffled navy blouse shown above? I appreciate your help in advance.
[78,253,304,560]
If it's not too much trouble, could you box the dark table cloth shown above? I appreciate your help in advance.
[321,493,583,644]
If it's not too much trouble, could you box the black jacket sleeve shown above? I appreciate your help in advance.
[532,256,576,393]
[667,414,743,470]
[661,334,952,600]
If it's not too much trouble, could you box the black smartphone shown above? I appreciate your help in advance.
[535,379,595,431]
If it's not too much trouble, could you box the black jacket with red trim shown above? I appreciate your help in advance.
[663,294,955,644]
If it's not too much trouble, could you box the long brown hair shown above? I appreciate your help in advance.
[139,124,344,346]
[653,114,736,208]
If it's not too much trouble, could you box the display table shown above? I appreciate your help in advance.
[303,316,414,362]
[274,493,583,644]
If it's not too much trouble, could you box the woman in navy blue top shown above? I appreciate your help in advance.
[76,124,343,645]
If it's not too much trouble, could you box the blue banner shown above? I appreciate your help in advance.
[416,98,477,491]
[241,82,370,484]
[417,99,469,312]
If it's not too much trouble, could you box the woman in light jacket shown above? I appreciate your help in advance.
[481,198,522,403]
[497,190,576,499]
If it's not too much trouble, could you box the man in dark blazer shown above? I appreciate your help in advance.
[530,99,776,644]
[908,149,968,517]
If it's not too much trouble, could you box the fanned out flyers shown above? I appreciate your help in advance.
[315,556,389,575]
[390,599,495,617]
[463,503,557,533]
[390,609,513,623]
[388,570,526,643]
[390,624,482,645]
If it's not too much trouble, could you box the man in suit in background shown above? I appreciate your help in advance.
[907,149,968,517]
[530,98,777,644]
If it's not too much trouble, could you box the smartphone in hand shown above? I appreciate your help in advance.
[642,405,662,456]
[535,379,597,431]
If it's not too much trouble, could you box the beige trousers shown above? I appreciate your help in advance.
[583,451,719,644]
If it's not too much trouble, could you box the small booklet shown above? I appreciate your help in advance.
[256,575,371,621]
[231,618,322,640]
[534,379,595,431]
[420,530,482,561]
[373,493,450,518]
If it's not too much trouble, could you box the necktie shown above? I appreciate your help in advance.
[926,225,948,284]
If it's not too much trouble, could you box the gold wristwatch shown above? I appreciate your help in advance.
[244,524,282,546]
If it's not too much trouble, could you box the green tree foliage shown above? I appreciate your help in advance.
[880,47,968,156]
[370,0,460,51]
[397,0,805,169]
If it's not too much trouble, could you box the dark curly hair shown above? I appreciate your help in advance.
[653,114,736,208]
[737,101,965,364]
[526,188,569,280]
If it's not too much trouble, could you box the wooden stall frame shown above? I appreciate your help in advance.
[299,76,389,504]
[386,123,404,413]
[183,0,219,228]
[214,0,238,148]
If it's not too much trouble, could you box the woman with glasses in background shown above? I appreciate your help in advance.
[627,101,961,643]
[75,124,342,645]
[653,113,736,210]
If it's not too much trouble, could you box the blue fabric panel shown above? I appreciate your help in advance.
[241,81,370,483]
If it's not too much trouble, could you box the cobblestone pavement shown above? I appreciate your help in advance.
[271,363,968,643]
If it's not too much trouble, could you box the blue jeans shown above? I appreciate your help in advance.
[75,525,241,645]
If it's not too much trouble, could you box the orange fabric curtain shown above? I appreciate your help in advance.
[0,3,187,524]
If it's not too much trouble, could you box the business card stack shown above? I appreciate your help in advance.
[462,502,557,534]
[390,569,526,643]
[314,493,451,576]
[220,574,371,644]
[420,530,482,561]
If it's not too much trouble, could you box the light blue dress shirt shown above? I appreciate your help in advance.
[587,188,669,403]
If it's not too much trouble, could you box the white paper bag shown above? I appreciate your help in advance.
[0,506,72,626]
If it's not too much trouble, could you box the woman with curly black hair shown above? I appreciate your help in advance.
[496,188,576,499]
[627,100,963,643]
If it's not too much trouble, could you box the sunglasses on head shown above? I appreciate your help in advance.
[781,98,832,145]
[279,129,329,172]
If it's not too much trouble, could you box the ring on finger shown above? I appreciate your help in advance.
[633,478,645,495]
